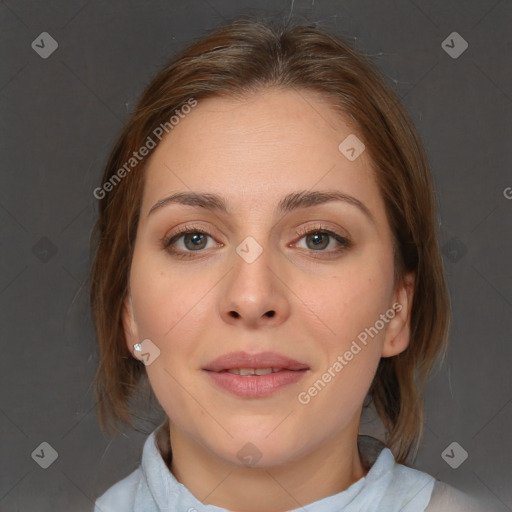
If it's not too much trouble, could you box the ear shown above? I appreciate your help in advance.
[381,272,415,358]
[122,293,143,362]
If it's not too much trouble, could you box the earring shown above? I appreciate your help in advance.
[133,343,142,352]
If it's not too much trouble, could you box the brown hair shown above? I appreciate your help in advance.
[90,18,450,464]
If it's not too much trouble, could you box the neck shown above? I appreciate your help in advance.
[163,420,368,512]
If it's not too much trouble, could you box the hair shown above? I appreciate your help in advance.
[89,17,451,464]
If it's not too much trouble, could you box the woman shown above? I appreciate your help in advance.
[90,18,487,512]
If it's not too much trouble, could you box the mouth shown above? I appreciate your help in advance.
[218,368,293,376]
[203,351,309,398]
[203,351,310,373]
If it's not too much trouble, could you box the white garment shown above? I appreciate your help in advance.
[94,421,487,512]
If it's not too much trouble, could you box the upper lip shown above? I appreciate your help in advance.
[203,351,309,372]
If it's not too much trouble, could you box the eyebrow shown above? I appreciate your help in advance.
[148,190,375,225]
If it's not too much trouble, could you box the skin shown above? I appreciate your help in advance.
[123,88,415,512]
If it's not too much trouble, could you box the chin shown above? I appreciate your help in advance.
[211,423,310,468]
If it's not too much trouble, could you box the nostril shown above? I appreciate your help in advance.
[265,311,275,318]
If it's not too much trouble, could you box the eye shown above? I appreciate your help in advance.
[163,225,220,259]
[162,223,351,260]
[293,224,351,254]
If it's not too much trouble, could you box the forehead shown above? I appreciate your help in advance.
[140,88,388,228]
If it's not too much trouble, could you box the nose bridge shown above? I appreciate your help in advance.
[219,231,289,326]
[232,233,275,299]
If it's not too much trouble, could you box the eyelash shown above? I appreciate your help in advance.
[162,223,352,260]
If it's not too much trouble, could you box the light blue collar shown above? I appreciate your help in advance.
[129,423,435,512]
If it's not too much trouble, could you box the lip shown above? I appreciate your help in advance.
[203,351,309,372]
[203,351,309,398]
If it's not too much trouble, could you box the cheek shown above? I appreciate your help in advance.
[313,255,394,348]
[129,260,211,432]
[300,253,395,417]
[130,253,209,340]
[128,255,214,400]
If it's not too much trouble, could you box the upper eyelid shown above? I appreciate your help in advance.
[166,222,347,238]
[294,223,346,236]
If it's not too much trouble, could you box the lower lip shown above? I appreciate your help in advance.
[204,369,308,398]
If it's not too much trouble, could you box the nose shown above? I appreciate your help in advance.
[218,239,291,329]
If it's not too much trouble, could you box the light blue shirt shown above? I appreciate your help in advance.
[94,422,486,512]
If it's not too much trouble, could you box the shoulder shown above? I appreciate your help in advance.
[424,480,489,512]
[358,436,491,512]
[94,467,141,512]
[94,422,169,511]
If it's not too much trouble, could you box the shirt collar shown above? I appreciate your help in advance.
[134,419,434,512]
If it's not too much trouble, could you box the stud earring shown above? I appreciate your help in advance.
[133,343,142,352]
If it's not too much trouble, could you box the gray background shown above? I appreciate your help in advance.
[1,0,511,511]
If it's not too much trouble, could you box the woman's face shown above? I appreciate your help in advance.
[123,88,414,467]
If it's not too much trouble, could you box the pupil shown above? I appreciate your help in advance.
[186,233,206,250]
[309,232,327,249]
